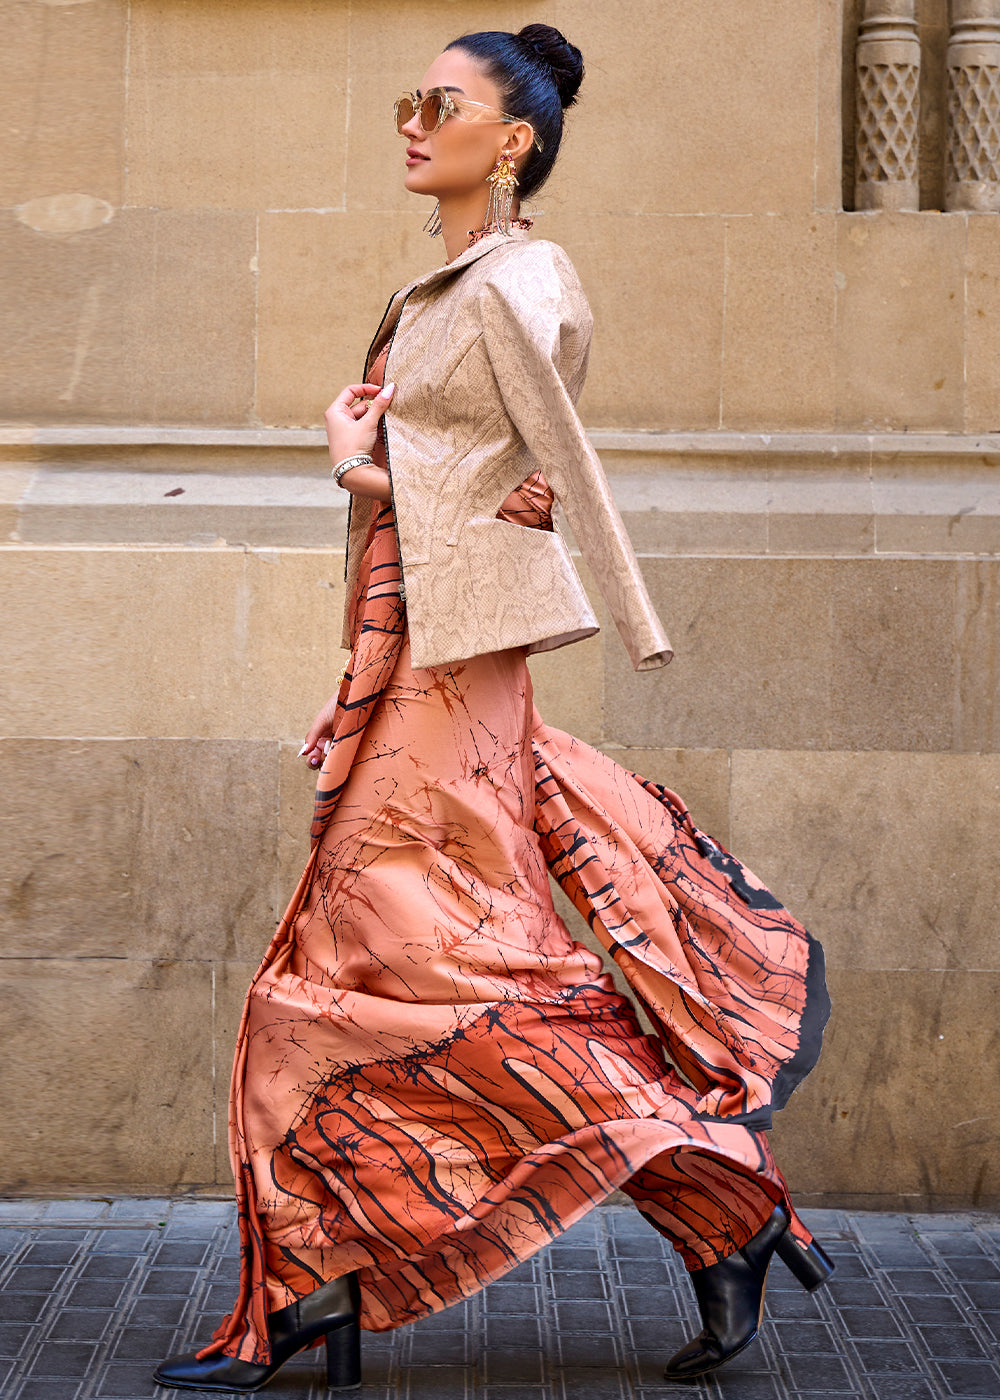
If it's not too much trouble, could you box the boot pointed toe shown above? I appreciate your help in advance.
[153,1352,268,1391]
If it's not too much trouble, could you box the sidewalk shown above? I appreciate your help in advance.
[1,1198,998,1400]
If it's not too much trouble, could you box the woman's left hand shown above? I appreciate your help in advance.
[298,692,341,769]
[324,381,395,467]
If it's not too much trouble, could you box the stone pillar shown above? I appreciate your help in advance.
[945,0,1000,211]
[854,0,921,211]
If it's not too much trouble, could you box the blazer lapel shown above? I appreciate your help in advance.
[364,228,532,375]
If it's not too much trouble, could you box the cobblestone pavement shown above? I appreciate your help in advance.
[1,1198,999,1400]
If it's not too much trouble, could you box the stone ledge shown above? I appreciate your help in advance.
[3,425,999,455]
[1,430,997,555]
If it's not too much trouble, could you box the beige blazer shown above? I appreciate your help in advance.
[341,227,673,673]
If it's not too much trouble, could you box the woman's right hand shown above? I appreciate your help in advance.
[325,381,395,465]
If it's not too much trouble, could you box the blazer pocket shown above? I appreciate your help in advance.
[456,518,598,637]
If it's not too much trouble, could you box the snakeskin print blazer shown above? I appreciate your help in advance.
[341,226,673,673]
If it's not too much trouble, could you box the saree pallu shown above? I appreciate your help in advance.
[202,473,830,1366]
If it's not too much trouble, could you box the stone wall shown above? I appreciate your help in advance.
[1,0,998,1208]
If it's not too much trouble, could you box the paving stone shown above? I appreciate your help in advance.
[76,1256,136,1283]
[550,1271,609,1300]
[916,1324,990,1360]
[1,1199,999,1399]
[782,1352,856,1390]
[556,1331,622,1367]
[902,1294,965,1324]
[64,1279,128,1309]
[0,1295,51,1325]
[714,1376,785,1400]
[866,1381,939,1400]
[4,1267,67,1293]
[0,1228,29,1256]
[482,1349,546,1384]
[836,1306,905,1338]
[945,1257,1000,1281]
[91,1230,156,1256]
[25,1341,98,1377]
[888,1268,951,1295]
[961,1279,1000,1309]
[483,1283,540,1313]
[933,1358,1000,1395]
[0,1322,36,1357]
[46,1309,112,1342]
[770,1318,840,1354]
[16,1381,83,1400]
[553,1368,628,1399]
[20,1241,81,1266]
[849,1338,925,1374]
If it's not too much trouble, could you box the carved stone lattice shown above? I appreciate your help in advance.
[945,1,1000,211]
[854,2,921,210]
[856,63,920,180]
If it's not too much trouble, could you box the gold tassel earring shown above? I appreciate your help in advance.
[483,150,519,236]
[423,202,442,237]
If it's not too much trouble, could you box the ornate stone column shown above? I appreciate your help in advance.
[945,0,1000,211]
[854,0,921,211]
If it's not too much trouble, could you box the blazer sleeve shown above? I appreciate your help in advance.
[478,246,672,672]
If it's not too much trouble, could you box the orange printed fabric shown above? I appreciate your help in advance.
[200,476,830,1367]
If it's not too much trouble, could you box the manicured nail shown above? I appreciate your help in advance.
[383,381,395,399]
[310,757,320,767]
[297,743,309,757]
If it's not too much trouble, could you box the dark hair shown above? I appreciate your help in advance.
[444,24,584,199]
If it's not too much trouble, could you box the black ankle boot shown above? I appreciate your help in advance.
[153,1272,362,1393]
[664,1205,796,1380]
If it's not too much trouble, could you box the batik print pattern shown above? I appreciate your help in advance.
[200,473,830,1367]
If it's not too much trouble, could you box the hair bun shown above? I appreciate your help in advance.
[516,23,584,108]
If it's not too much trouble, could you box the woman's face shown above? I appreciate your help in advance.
[399,49,526,201]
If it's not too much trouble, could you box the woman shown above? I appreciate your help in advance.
[155,24,833,1394]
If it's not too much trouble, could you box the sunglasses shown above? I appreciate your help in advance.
[394,88,544,151]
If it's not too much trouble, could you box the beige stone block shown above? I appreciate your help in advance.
[343,0,543,214]
[596,454,770,557]
[834,214,966,431]
[0,209,256,425]
[0,465,32,540]
[550,0,819,215]
[541,213,725,431]
[214,960,263,1185]
[599,747,731,848]
[242,549,349,739]
[0,958,215,1191]
[770,969,1000,1208]
[0,547,244,737]
[826,557,958,752]
[814,0,845,212]
[766,452,875,555]
[956,561,1000,754]
[126,0,349,209]
[0,0,124,207]
[730,750,1000,974]
[0,212,118,421]
[721,215,836,432]
[0,739,281,962]
[871,450,1000,555]
[603,557,960,752]
[966,215,1000,434]
[278,739,319,901]
[256,212,439,427]
[118,210,257,425]
[0,546,353,741]
[527,554,605,746]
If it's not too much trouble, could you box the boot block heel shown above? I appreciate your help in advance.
[775,1231,835,1292]
[325,1318,362,1391]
